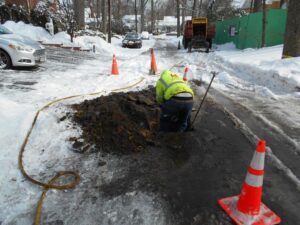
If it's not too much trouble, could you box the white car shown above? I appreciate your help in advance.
[141,31,150,40]
[0,25,46,69]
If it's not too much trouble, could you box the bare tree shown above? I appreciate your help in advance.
[253,0,262,12]
[151,0,154,33]
[282,0,300,58]
[140,0,149,32]
[181,0,187,34]
[177,0,180,37]
[60,0,77,42]
[192,0,198,18]
[101,0,107,33]
[135,0,138,32]
[73,0,84,29]
[107,0,111,42]
[88,0,94,18]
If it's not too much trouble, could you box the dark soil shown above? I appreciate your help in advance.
[72,86,160,154]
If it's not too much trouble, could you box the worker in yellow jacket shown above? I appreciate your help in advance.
[156,70,194,132]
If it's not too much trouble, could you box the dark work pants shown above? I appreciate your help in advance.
[160,98,193,132]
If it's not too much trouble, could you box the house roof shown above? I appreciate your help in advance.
[122,15,141,21]
[159,16,192,27]
[233,0,281,9]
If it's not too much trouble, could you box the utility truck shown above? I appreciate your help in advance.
[182,17,215,53]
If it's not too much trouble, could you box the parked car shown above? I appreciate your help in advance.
[141,31,150,40]
[0,25,46,69]
[122,32,142,48]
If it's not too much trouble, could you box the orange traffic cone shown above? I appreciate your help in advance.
[149,48,157,75]
[183,66,188,81]
[218,140,281,225]
[111,54,119,75]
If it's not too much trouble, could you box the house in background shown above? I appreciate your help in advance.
[122,15,141,32]
[156,16,192,33]
[5,0,57,11]
[234,0,289,12]
[5,0,39,10]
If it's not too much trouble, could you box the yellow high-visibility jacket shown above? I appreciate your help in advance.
[156,70,194,104]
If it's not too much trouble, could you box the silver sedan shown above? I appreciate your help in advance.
[0,25,46,69]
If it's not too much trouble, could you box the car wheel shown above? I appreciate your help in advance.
[0,50,12,69]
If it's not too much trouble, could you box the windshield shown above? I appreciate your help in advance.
[0,25,13,34]
[126,33,139,39]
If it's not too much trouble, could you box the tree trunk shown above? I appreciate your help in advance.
[115,0,121,20]
[107,0,111,43]
[253,0,262,12]
[140,0,147,32]
[135,0,138,32]
[101,0,107,34]
[151,0,154,33]
[74,0,85,29]
[282,0,300,58]
[199,0,203,16]
[262,0,266,47]
[181,0,186,34]
[88,0,94,18]
[250,0,255,13]
[192,0,198,18]
[96,0,101,28]
[140,0,144,32]
[176,0,180,37]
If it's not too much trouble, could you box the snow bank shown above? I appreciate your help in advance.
[75,35,116,54]
[3,21,52,42]
[214,44,300,94]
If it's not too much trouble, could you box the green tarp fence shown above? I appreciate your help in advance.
[214,9,287,49]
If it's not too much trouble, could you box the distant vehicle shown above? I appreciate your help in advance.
[152,29,162,36]
[182,17,215,53]
[122,32,142,48]
[0,25,46,69]
[141,31,150,40]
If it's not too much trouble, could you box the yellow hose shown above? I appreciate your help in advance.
[18,77,145,225]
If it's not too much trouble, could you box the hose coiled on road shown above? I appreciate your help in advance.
[18,78,145,225]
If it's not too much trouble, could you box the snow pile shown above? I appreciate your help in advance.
[2,21,115,53]
[75,35,116,54]
[214,44,300,93]
[3,21,52,42]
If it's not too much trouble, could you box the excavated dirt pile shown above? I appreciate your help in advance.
[72,86,160,154]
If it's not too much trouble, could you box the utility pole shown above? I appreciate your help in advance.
[177,0,180,37]
[262,0,266,47]
[135,0,138,33]
[107,0,111,43]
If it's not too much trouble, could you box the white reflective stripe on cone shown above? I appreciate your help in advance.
[250,152,265,170]
[245,172,264,187]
